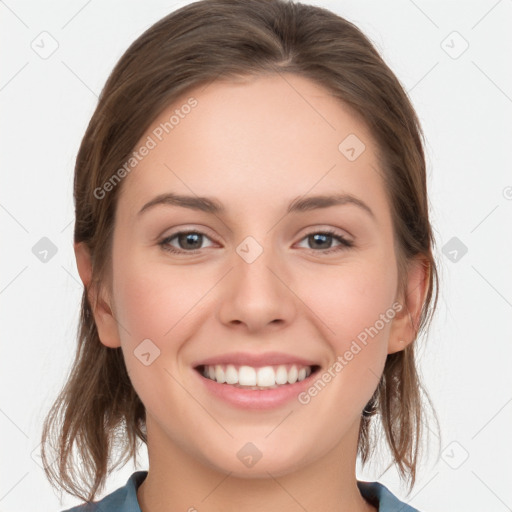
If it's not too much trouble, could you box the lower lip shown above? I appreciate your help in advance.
[194,368,318,409]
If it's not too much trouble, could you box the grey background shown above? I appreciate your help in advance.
[1,1,511,511]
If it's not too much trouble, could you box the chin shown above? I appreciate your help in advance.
[201,447,311,479]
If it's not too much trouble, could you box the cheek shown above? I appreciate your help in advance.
[110,259,204,410]
[297,257,397,346]
[112,255,209,345]
[294,257,396,406]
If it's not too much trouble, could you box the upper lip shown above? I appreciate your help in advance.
[192,351,320,368]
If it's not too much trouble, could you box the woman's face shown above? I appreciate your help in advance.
[90,73,417,477]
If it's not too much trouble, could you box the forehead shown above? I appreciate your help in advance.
[116,73,388,222]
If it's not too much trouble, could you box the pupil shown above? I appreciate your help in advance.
[180,232,202,249]
[310,233,331,249]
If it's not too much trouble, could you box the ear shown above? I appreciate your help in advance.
[387,256,430,354]
[74,242,121,348]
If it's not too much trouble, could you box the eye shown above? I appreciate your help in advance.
[159,230,215,254]
[296,229,354,254]
[158,228,354,256]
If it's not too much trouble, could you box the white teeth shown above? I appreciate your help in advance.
[257,366,275,387]
[202,363,314,388]
[225,364,238,384]
[275,365,288,385]
[215,364,226,384]
[287,365,298,384]
[239,366,257,386]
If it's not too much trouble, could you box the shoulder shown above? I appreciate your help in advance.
[357,480,421,512]
[59,471,148,512]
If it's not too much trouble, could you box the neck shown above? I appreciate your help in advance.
[137,416,376,512]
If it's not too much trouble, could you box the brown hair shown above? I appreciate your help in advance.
[41,0,440,503]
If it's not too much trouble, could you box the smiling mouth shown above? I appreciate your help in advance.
[195,363,321,390]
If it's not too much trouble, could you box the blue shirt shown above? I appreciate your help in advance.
[61,470,420,511]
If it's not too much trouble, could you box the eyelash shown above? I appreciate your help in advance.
[158,228,354,255]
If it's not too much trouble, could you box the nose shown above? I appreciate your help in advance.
[217,244,297,334]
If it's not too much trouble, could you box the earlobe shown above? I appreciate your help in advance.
[388,257,430,354]
[73,242,122,349]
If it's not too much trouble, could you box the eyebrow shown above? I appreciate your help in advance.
[137,192,375,220]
